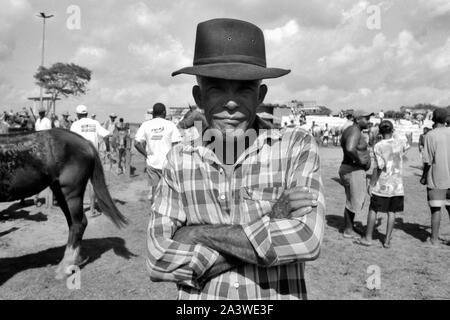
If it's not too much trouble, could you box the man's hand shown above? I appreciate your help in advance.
[270,186,318,220]
[420,176,427,185]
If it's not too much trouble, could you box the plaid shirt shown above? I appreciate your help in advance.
[147,119,325,300]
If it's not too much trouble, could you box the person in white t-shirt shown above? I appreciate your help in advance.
[70,104,110,217]
[70,105,110,149]
[34,108,52,131]
[134,103,182,203]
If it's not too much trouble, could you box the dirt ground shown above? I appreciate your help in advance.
[1,146,449,300]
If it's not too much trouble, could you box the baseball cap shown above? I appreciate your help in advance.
[432,108,448,124]
[353,110,374,119]
[110,113,117,118]
[76,105,88,114]
[62,111,70,116]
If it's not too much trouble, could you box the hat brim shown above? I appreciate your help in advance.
[172,62,290,80]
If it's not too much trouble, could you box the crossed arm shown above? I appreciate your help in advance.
[146,134,325,289]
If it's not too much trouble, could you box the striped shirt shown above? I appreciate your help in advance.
[146,118,325,300]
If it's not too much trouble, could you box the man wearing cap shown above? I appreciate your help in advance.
[146,18,324,300]
[420,108,450,246]
[60,111,72,130]
[339,110,373,239]
[134,103,181,203]
[70,104,110,217]
[34,107,52,131]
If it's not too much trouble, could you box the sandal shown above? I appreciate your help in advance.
[354,238,373,246]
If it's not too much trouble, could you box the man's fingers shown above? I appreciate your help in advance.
[290,206,313,218]
[289,199,318,210]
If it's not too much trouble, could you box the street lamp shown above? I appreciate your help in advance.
[37,12,54,111]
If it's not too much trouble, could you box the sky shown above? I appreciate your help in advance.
[0,0,449,122]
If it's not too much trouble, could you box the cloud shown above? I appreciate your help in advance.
[264,20,300,44]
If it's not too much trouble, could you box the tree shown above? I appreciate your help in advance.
[34,62,92,113]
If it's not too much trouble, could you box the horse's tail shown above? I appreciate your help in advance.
[90,147,128,228]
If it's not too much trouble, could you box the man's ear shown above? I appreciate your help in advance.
[192,85,203,110]
[258,84,268,105]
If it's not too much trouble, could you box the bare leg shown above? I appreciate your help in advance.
[344,208,360,238]
[384,212,396,248]
[430,207,441,245]
[361,209,377,245]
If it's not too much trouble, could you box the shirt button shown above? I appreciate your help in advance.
[233,282,239,289]
[220,194,226,201]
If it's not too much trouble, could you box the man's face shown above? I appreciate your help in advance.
[356,116,370,129]
[193,77,267,137]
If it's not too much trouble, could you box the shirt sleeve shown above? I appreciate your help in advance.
[134,123,146,143]
[96,121,110,138]
[146,151,219,288]
[374,144,385,170]
[170,123,182,143]
[422,134,433,164]
[242,132,325,267]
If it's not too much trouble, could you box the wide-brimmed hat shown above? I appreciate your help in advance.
[172,18,291,80]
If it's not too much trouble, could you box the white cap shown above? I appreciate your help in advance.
[76,105,88,114]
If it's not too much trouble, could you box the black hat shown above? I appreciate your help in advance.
[172,18,290,80]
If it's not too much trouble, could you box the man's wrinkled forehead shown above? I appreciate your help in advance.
[196,76,261,88]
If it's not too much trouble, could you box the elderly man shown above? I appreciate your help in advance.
[339,110,373,239]
[147,18,325,300]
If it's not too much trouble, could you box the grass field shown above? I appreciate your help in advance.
[0,145,449,300]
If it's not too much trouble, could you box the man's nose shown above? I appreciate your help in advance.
[224,100,239,110]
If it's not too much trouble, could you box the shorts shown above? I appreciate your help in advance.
[147,166,162,187]
[339,164,367,215]
[427,188,450,208]
[370,195,404,213]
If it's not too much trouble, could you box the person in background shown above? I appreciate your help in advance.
[60,111,72,130]
[134,103,182,204]
[91,114,97,120]
[70,104,111,217]
[378,109,384,121]
[418,127,431,164]
[357,120,410,248]
[35,107,52,131]
[50,113,60,128]
[339,110,373,239]
[116,118,132,176]
[103,113,119,156]
[322,123,330,147]
[420,108,450,247]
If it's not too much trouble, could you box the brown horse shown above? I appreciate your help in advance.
[0,128,128,279]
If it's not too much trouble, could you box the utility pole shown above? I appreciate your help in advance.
[37,12,54,112]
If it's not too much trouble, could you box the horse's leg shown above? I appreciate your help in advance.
[50,181,88,279]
